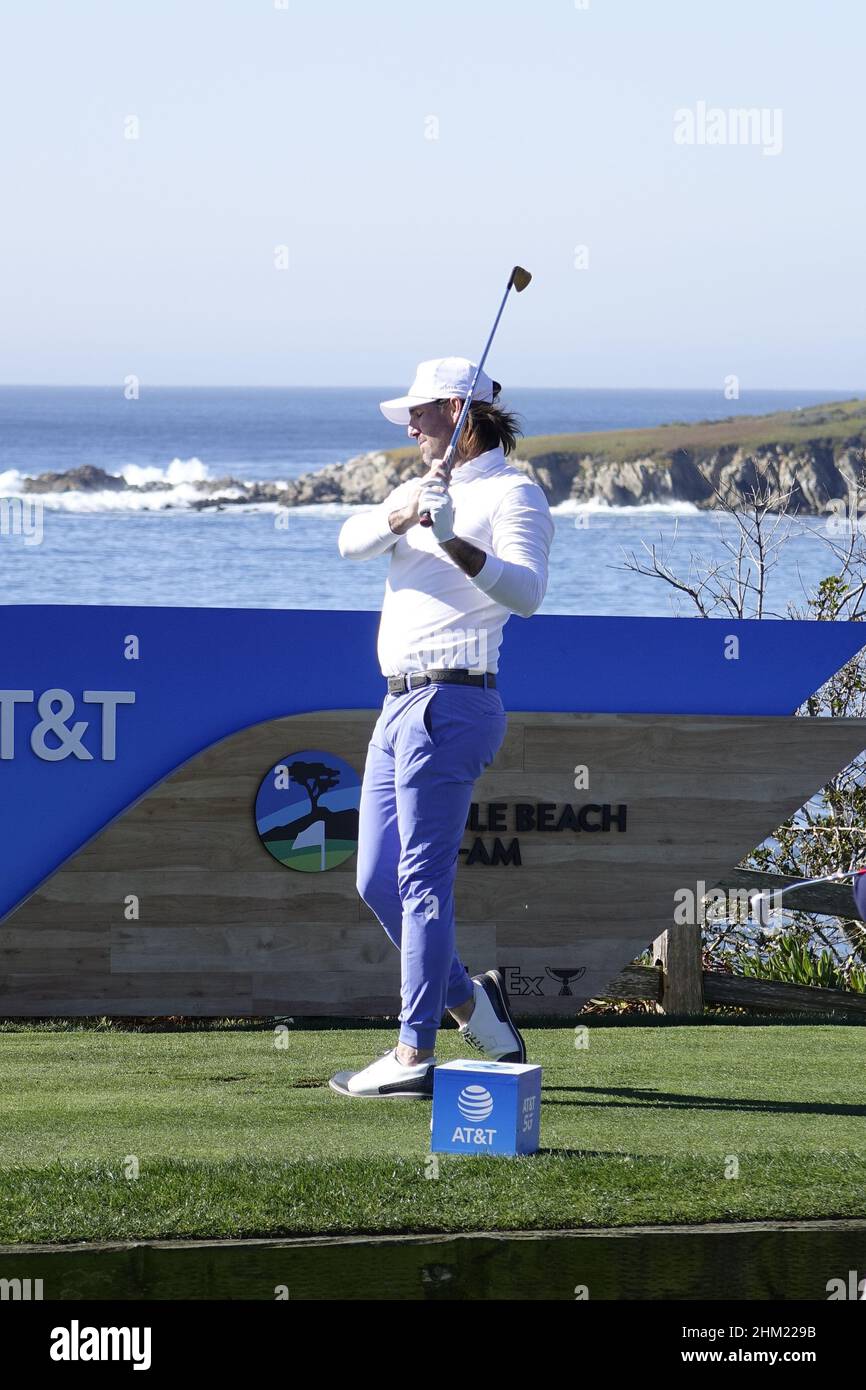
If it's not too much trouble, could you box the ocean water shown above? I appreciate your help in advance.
[0,386,860,615]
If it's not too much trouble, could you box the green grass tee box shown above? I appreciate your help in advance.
[0,1024,864,1244]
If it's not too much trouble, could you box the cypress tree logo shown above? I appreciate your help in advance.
[255,749,361,872]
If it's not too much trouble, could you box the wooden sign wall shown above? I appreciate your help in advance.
[2,710,865,1016]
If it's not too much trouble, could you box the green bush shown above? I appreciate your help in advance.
[740,933,866,993]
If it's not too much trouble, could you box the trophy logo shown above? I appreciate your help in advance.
[545,967,588,997]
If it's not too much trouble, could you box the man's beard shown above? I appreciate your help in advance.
[420,437,448,464]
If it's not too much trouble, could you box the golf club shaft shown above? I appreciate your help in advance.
[756,868,864,901]
[419,268,526,527]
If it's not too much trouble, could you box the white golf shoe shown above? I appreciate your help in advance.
[329,1046,437,1099]
[458,970,527,1063]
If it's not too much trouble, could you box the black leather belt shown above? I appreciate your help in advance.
[387,669,496,694]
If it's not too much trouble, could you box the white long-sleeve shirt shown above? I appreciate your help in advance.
[337,446,554,676]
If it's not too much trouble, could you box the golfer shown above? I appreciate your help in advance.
[329,357,554,1098]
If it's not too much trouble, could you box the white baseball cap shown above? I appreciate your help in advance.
[379,356,498,426]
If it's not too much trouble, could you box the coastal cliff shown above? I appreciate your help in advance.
[272,397,866,513]
[264,437,863,513]
[20,398,866,514]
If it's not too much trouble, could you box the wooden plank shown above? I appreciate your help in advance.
[14,870,360,926]
[110,924,393,973]
[652,923,704,1014]
[494,920,654,948]
[109,922,492,973]
[71,813,277,857]
[522,713,866,772]
[602,964,662,1002]
[256,933,506,1014]
[464,769,846,805]
[252,972,399,1012]
[0,928,105,949]
[110,921,496,996]
[0,948,109,972]
[48,868,358,899]
[714,867,862,920]
[0,973,254,1015]
[11,899,361,929]
[704,970,866,1017]
[456,865,728,924]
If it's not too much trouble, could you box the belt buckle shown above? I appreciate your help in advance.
[396,673,422,694]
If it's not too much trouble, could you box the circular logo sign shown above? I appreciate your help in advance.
[457,1084,494,1121]
[255,748,361,872]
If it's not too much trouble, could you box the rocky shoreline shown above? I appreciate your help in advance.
[19,436,866,516]
[515,441,866,512]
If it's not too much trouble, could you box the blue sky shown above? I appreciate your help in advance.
[0,0,862,388]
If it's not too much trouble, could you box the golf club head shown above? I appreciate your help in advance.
[420,266,530,526]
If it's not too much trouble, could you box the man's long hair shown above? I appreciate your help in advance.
[438,393,523,459]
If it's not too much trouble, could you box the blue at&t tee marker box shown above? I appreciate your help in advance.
[431,1060,542,1156]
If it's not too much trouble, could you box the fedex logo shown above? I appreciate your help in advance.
[0,689,135,761]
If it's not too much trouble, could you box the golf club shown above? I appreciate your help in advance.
[419,264,532,527]
[750,867,866,924]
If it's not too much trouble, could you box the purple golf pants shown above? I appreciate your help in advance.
[356,681,508,1049]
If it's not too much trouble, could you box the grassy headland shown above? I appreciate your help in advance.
[377,397,866,511]
[384,397,866,471]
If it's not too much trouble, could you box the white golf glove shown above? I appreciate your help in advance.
[418,479,456,542]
